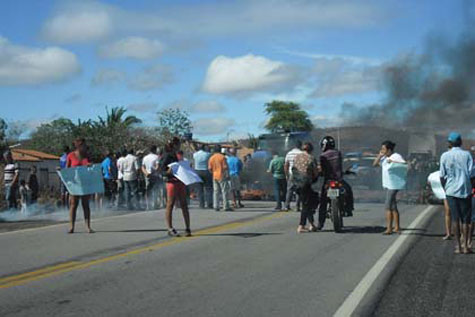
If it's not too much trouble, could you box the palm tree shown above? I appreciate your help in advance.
[96,107,142,128]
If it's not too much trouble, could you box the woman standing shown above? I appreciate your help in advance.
[160,139,191,237]
[373,140,407,235]
[66,138,94,234]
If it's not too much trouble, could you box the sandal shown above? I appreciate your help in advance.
[442,235,452,241]
[382,231,392,235]
[297,226,308,233]
[168,228,180,237]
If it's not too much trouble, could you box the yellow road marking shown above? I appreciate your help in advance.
[1,212,285,289]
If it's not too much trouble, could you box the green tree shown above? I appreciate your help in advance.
[264,100,314,132]
[157,108,193,138]
[30,118,76,155]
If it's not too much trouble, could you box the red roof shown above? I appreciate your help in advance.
[12,149,59,161]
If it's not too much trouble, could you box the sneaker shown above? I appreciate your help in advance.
[224,208,234,212]
[167,228,180,237]
[274,207,282,211]
[214,208,220,211]
[184,229,192,237]
[284,207,293,212]
[238,203,245,208]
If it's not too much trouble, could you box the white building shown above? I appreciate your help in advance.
[11,149,60,192]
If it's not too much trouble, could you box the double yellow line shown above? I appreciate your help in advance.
[0,212,284,289]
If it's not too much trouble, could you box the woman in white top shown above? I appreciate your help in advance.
[373,140,407,235]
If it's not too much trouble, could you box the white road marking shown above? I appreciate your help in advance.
[334,205,436,317]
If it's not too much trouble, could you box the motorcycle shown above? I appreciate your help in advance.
[325,180,346,233]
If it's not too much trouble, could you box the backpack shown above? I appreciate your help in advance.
[292,153,315,189]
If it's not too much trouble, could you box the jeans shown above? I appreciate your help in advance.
[273,178,287,209]
[298,184,318,226]
[5,184,17,210]
[446,196,472,224]
[285,177,300,210]
[213,179,230,210]
[196,170,213,208]
[124,180,139,209]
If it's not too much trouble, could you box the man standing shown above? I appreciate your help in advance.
[284,140,303,211]
[59,146,70,207]
[101,152,116,208]
[3,150,19,210]
[227,148,244,208]
[120,149,140,210]
[268,151,286,211]
[440,132,475,254]
[209,145,232,211]
[116,150,127,208]
[27,166,39,204]
[193,144,212,209]
[142,145,160,210]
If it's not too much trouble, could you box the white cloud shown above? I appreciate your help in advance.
[193,117,235,136]
[99,37,164,59]
[0,37,80,86]
[190,101,226,113]
[127,102,159,113]
[40,1,387,44]
[128,65,173,91]
[42,5,113,44]
[91,68,125,86]
[311,57,382,98]
[202,54,300,95]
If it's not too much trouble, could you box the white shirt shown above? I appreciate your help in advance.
[120,154,140,181]
[117,157,125,180]
[285,148,303,175]
[142,153,159,175]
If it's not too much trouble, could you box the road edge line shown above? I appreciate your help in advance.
[334,205,437,317]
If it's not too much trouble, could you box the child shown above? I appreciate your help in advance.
[19,180,29,214]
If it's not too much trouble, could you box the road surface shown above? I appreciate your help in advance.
[0,202,437,316]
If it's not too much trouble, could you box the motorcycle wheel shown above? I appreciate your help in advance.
[331,199,342,233]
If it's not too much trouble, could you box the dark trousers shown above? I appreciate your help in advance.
[104,179,116,206]
[5,184,17,210]
[446,196,472,224]
[124,180,139,209]
[196,170,213,208]
[298,184,318,226]
[273,178,287,209]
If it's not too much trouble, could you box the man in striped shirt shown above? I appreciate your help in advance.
[3,150,19,210]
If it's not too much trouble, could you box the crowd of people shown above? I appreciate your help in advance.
[2,132,474,245]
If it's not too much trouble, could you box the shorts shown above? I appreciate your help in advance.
[230,175,241,191]
[385,189,399,211]
[446,196,472,224]
[166,180,186,199]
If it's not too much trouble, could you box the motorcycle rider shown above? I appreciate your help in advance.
[318,136,355,229]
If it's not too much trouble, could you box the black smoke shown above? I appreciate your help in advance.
[340,32,475,135]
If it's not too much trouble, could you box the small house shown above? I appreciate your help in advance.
[11,149,60,192]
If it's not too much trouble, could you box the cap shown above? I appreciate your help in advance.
[448,132,462,143]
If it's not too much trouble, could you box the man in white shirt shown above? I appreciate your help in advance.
[120,149,140,210]
[284,140,303,211]
[142,145,160,210]
[3,150,19,210]
[116,150,127,208]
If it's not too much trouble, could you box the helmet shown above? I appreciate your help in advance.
[320,136,336,152]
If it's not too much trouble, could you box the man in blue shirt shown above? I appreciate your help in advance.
[440,132,475,254]
[101,152,116,207]
[193,144,212,208]
[59,146,70,207]
[227,148,244,208]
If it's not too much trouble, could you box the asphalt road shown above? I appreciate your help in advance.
[0,202,434,317]
[373,206,475,317]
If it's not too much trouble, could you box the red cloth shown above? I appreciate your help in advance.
[166,179,186,199]
[66,152,90,167]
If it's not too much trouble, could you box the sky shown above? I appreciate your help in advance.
[0,0,468,141]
